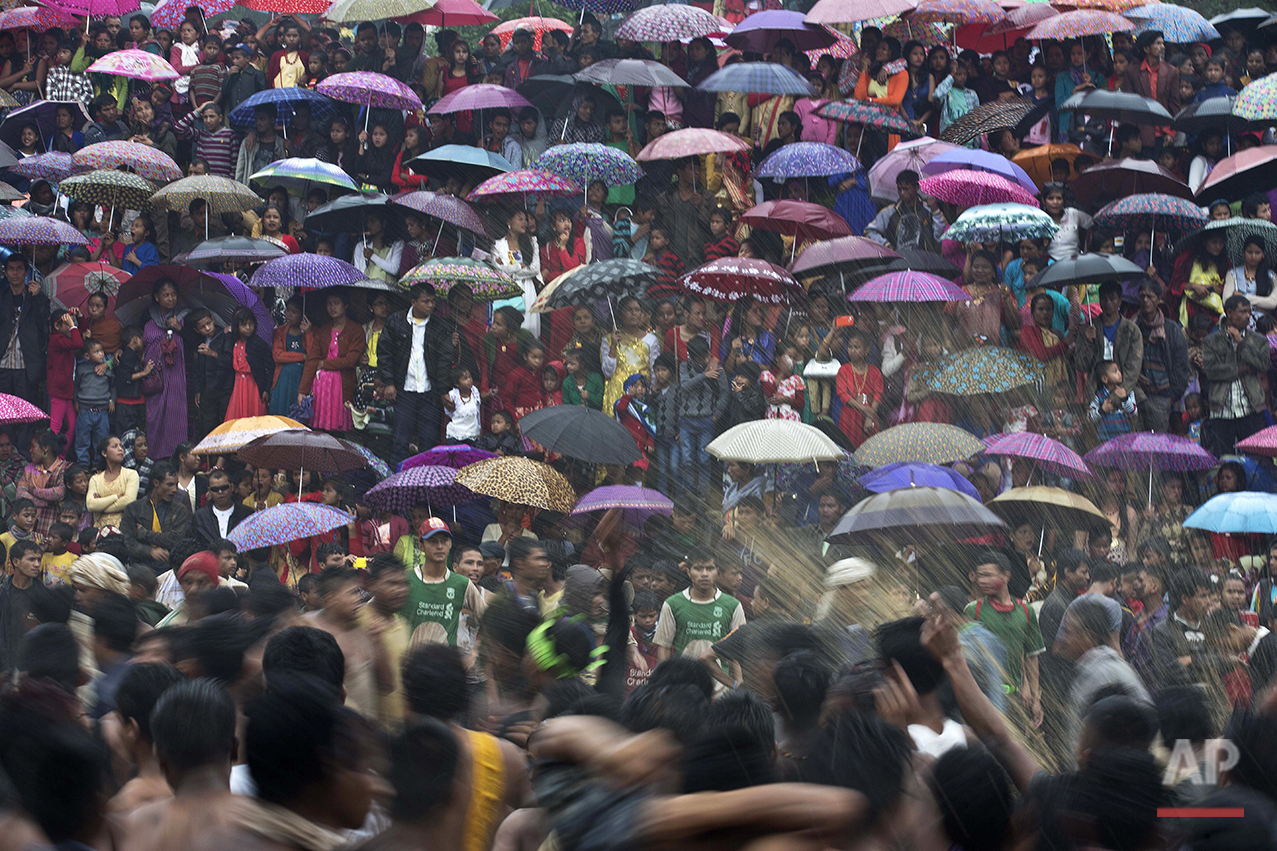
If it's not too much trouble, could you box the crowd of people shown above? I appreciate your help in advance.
[0,3,1272,851]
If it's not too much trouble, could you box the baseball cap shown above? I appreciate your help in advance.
[231,42,254,56]
[419,517,452,539]
[479,541,505,560]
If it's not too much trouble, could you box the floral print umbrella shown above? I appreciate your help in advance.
[1093,193,1209,241]
[317,72,422,113]
[0,216,88,246]
[10,152,79,182]
[74,141,182,183]
[1235,74,1277,122]
[817,100,923,137]
[918,347,1044,396]
[390,191,487,234]
[532,144,643,193]
[615,5,729,41]
[228,503,353,551]
[532,259,661,312]
[1026,9,1133,39]
[945,203,1060,243]
[0,6,77,29]
[399,258,522,300]
[918,170,1041,208]
[365,465,478,513]
[151,0,236,28]
[0,393,47,424]
[1126,3,1218,42]
[637,128,751,162]
[465,169,581,202]
[58,169,155,211]
[910,0,1003,25]
[681,257,805,305]
[757,142,861,179]
[84,49,180,81]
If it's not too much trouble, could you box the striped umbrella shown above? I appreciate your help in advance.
[150,175,261,215]
[616,5,729,40]
[1126,3,1219,42]
[248,158,359,195]
[228,503,353,551]
[491,17,574,51]
[983,432,1093,480]
[192,416,307,454]
[637,128,750,161]
[918,170,1041,207]
[74,141,182,182]
[398,258,522,300]
[910,0,1003,25]
[59,170,155,211]
[817,100,923,137]
[390,191,487,234]
[849,270,971,302]
[0,5,77,28]
[757,142,861,179]
[1026,9,1133,39]
[708,420,844,464]
[697,62,813,96]
[946,203,1060,243]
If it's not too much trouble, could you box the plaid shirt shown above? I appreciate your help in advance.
[45,66,93,106]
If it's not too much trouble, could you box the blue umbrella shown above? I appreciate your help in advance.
[857,462,983,501]
[229,88,336,129]
[1128,4,1220,43]
[697,62,813,96]
[1183,491,1277,535]
[757,142,861,179]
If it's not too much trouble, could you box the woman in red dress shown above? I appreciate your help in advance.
[834,329,883,447]
[215,309,273,420]
[438,39,476,133]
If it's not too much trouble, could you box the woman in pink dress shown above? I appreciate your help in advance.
[299,291,366,432]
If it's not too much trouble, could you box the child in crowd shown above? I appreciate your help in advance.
[760,348,805,422]
[47,309,83,440]
[114,326,151,434]
[703,207,739,261]
[58,499,89,534]
[611,207,633,257]
[651,355,677,492]
[74,339,115,468]
[41,521,76,585]
[627,589,661,692]
[542,362,564,407]
[120,214,158,274]
[614,374,656,467]
[1182,391,1205,444]
[645,225,684,300]
[443,367,481,444]
[1088,360,1137,441]
[0,499,40,553]
[503,339,547,423]
[127,564,170,626]
[477,410,521,456]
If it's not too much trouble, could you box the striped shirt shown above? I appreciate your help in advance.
[188,64,226,108]
[1088,386,1137,440]
[175,109,236,178]
[648,250,684,301]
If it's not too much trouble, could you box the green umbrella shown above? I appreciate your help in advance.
[59,169,154,211]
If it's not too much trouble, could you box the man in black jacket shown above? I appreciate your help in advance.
[1135,280,1189,432]
[119,463,193,573]
[0,255,48,447]
[192,468,253,549]
[376,283,477,464]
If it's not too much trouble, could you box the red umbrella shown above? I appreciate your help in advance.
[394,0,497,26]
[43,261,129,314]
[681,257,805,305]
[491,17,573,51]
[1070,158,1193,207]
[740,200,853,241]
[1195,146,1277,203]
[242,0,330,12]
[790,236,900,277]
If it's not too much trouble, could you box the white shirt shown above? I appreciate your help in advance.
[403,309,432,394]
[213,504,234,538]
[1045,208,1093,262]
[445,387,481,440]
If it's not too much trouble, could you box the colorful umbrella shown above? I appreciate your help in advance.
[173,236,288,266]
[1126,3,1218,42]
[43,262,129,313]
[867,136,959,201]
[939,97,1041,145]
[681,257,804,305]
[316,71,422,115]
[150,0,236,27]
[856,422,986,467]
[1093,193,1208,247]
[1196,147,1277,202]
[806,29,858,63]
[150,175,261,219]
[325,0,444,23]
[983,431,1093,480]
[491,17,574,51]
[740,199,852,241]
[724,10,837,52]
[229,87,336,129]
[228,502,352,551]
[364,465,478,513]
[0,101,87,152]
[1236,425,1277,457]
[1183,492,1277,536]
[805,0,918,24]
[0,6,77,28]
[9,151,78,183]
[817,100,922,138]
[250,254,380,291]
[0,216,88,246]
[395,0,497,26]
[1072,158,1193,206]
[828,486,1005,545]
[532,144,643,193]
[74,141,182,183]
[848,269,971,302]
[697,62,813,96]
[919,170,1041,207]
[920,347,1043,396]
[454,456,577,512]
[0,392,46,424]
[616,4,729,40]
[518,406,642,465]
[408,145,515,182]
[920,147,1037,193]
[390,191,487,235]
[910,0,1003,25]
[59,170,155,211]
[637,129,750,163]
[858,462,982,500]
[957,4,1058,51]
[345,442,391,478]
[531,259,659,312]
[575,59,689,88]
[757,142,860,179]
[238,429,366,474]
[398,445,496,472]
[465,169,580,203]
[249,158,359,196]
[791,236,900,277]
[192,415,306,454]
[707,420,845,464]
[1235,75,1277,122]
[85,49,179,82]
[945,203,1060,243]
[1026,9,1133,39]
[242,0,329,11]
[399,258,522,300]
[1084,431,1217,503]
[428,83,532,115]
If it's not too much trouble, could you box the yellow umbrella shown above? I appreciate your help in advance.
[454,456,577,512]
[192,416,307,455]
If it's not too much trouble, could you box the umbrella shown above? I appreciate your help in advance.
[790,236,900,278]
[0,101,86,152]
[848,269,970,302]
[150,175,261,228]
[957,3,1059,50]
[983,431,1093,480]
[229,87,336,129]
[1072,158,1193,206]
[681,257,805,305]
[399,258,522,300]
[1236,425,1277,457]
[697,63,813,96]
[302,193,395,234]
[945,203,1060,243]
[817,100,922,138]
[1126,3,1218,42]
[192,415,306,454]
[856,422,986,467]
[1084,431,1218,504]
[250,254,383,292]
[465,169,580,203]
[238,429,366,474]
[0,6,77,28]
[408,145,515,182]
[249,158,360,196]
[571,484,673,516]
[1236,76,1277,122]
[616,4,729,40]
[344,443,391,478]
[1093,194,1209,247]
[531,259,659,312]
[919,147,1037,192]
[637,128,750,162]
[988,486,1108,532]
[858,462,982,499]
[877,249,963,278]
[428,83,532,116]
[1060,88,1173,127]
[43,261,129,313]
[151,0,237,28]
[724,10,837,53]
[390,191,487,235]
[84,49,179,82]
[454,456,576,512]
[0,186,27,203]
[827,486,1005,545]
[113,266,272,333]
[228,502,352,551]
[0,216,88,246]
[398,445,496,472]
[757,142,860,180]
[867,136,959,201]
[1026,9,1133,39]
[910,0,1003,25]
[1173,217,1277,264]
[325,0,448,23]
[516,75,625,125]
[73,141,182,183]
[920,347,1043,396]
[1033,253,1147,290]
[939,97,1040,146]
[0,393,47,424]
[1173,97,1267,144]
[740,199,852,242]
[173,236,288,266]
[532,144,643,196]
[707,420,844,464]
[1210,8,1271,29]
[364,465,478,514]
[59,170,155,211]
[517,406,642,465]
[491,17,574,51]
[9,151,76,182]
[1183,492,1277,535]
[918,170,1041,207]
[242,0,330,10]
[574,59,689,89]
[316,72,422,132]
[1012,144,1085,188]
[806,0,918,24]
[1196,147,1277,202]
[395,0,497,26]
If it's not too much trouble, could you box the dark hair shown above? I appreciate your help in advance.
[93,594,138,654]
[647,656,715,701]
[1084,694,1159,750]
[390,719,460,821]
[150,678,237,772]
[18,623,80,692]
[930,748,1013,851]
[772,650,830,729]
[806,709,913,818]
[115,662,185,743]
[1168,569,1212,610]
[402,644,469,721]
[262,626,345,696]
[875,617,945,695]
[621,683,708,745]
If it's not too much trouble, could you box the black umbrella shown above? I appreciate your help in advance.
[238,429,368,474]
[303,193,406,240]
[881,248,962,278]
[1174,97,1266,142]
[517,406,642,466]
[1070,158,1194,207]
[516,75,623,125]
[535,258,660,312]
[939,97,1039,146]
[826,486,1006,546]
[1033,253,1147,291]
[173,235,289,266]
[1059,89,1173,125]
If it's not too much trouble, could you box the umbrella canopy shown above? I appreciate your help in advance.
[516,75,624,125]
[1195,146,1277,202]
[983,431,1093,479]
[73,141,181,183]
[848,270,970,302]
[394,0,497,26]
[1236,76,1277,122]
[0,6,77,28]
[409,146,516,182]
[877,249,963,278]
[465,169,580,202]
[1027,9,1133,38]
[248,158,360,195]
[192,415,306,454]
[491,17,574,51]
[858,462,982,500]
[0,393,47,424]
[707,420,844,464]
[920,146,1037,192]
[638,129,750,162]
[114,266,271,332]
[757,142,860,179]
[151,0,237,27]
[0,101,86,152]
[428,83,532,115]
[44,262,130,314]
[8,151,74,182]
[0,216,88,246]
[939,97,1041,146]
[987,486,1108,532]
[725,10,837,52]
[517,406,642,465]
[364,465,478,513]
[173,236,287,266]
[1093,193,1209,240]
[399,258,522,300]
[1210,8,1271,28]
[237,429,366,473]
[1033,253,1147,290]
[1012,144,1085,188]
[957,3,1059,50]
[682,257,804,305]
[324,0,437,22]
[1084,431,1218,471]
[1061,89,1173,125]
[85,49,179,81]
[740,199,852,240]
[868,136,959,201]
[390,191,487,235]
[1173,217,1277,264]
[1070,159,1193,206]
[575,59,688,88]
[616,4,728,40]
[827,486,1005,545]
[150,174,261,215]
[1173,97,1268,139]
[229,88,335,129]
[697,63,813,96]
[918,170,1041,207]
[532,144,643,192]
[531,259,659,312]
[817,100,922,138]
[250,254,378,292]
[920,347,1043,395]
[790,236,900,277]
[59,170,155,211]
[228,503,352,551]
[454,456,576,512]
[571,484,673,516]
[945,203,1060,243]
[805,0,918,24]
[855,422,986,466]
[399,445,496,472]
[1236,425,1277,457]
[911,0,1003,25]
[316,71,422,112]
[302,193,394,234]
[1126,3,1219,42]
[1183,492,1277,535]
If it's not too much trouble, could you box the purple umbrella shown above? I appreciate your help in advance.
[920,146,1038,193]
[723,10,837,53]
[791,236,900,276]
[210,273,274,346]
[569,484,673,531]
[1084,431,1218,504]
[249,253,390,291]
[983,432,1093,480]
[390,191,488,235]
[428,83,532,115]
[857,462,983,500]
[0,216,88,246]
[848,270,970,302]
[399,445,496,472]
[317,72,422,132]
[364,465,478,513]
[113,266,272,337]
[757,142,861,179]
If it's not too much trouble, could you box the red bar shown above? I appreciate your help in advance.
[1157,809,1245,818]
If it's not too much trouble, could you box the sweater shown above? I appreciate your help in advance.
[175,110,237,178]
[48,327,83,401]
[75,359,116,406]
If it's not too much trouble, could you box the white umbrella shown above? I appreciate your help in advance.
[707,420,844,464]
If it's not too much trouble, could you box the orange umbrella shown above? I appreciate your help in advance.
[1012,143,1085,188]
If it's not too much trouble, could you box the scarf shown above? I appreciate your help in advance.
[1140,307,1166,342]
[65,553,129,596]
[148,303,188,367]
[224,797,346,851]
[1068,62,1087,87]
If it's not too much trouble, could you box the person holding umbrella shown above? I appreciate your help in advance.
[1202,294,1269,455]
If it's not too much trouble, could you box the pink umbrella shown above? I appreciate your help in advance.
[1027,9,1133,39]
[74,141,182,183]
[910,0,1004,25]
[983,432,1093,480]
[317,71,423,133]
[0,393,47,425]
[1236,426,1277,457]
[427,83,531,115]
[740,200,853,241]
[867,136,960,201]
[85,49,179,81]
[465,169,581,203]
[48,0,139,15]
[0,7,77,31]
[848,270,971,302]
[805,0,917,24]
[394,0,497,26]
[919,170,1041,207]
[616,5,729,41]
[491,17,573,51]
[791,236,900,276]
[0,216,89,246]
[681,257,805,305]
[636,128,750,161]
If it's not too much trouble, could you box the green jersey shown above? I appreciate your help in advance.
[656,589,746,659]
[964,596,1045,693]
[401,568,472,646]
